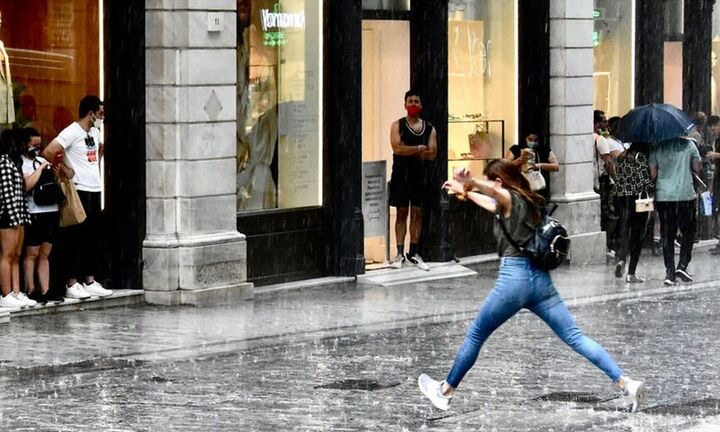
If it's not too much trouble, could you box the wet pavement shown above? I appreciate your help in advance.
[1,247,720,431]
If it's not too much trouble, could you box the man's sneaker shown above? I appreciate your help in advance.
[408,254,430,271]
[0,293,28,308]
[15,292,37,307]
[625,274,644,284]
[83,281,112,297]
[390,253,405,269]
[418,373,452,411]
[614,260,624,278]
[622,378,646,413]
[675,268,694,283]
[663,276,676,286]
[65,283,91,300]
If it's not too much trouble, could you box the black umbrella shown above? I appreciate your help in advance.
[614,103,694,144]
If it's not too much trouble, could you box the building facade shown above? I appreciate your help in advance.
[0,0,716,302]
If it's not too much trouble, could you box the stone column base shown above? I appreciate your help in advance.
[143,231,254,306]
[550,192,606,265]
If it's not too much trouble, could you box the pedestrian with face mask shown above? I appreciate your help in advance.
[504,133,560,200]
[42,95,112,300]
[388,90,437,271]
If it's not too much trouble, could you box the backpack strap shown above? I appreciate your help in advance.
[495,213,526,253]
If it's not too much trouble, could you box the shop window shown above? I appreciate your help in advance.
[447,0,516,180]
[593,0,634,116]
[0,1,101,138]
[361,0,409,11]
[711,5,720,114]
[237,0,323,212]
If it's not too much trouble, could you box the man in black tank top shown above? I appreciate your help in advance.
[388,90,437,271]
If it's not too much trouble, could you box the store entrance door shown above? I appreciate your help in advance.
[361,19,409,269]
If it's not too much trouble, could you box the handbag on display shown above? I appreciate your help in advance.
[634,191,654,213]
[58,180,87,227]
[31,160,65,206]
[467,124,491,158]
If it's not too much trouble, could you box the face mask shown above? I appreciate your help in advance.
[526,141,538,149]
[406,105,421,117]
[92,114,104,129]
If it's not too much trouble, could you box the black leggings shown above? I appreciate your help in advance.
[615,196,649,275]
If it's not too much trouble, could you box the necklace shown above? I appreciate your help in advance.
[405,118,425,136]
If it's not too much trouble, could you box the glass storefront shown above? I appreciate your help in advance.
[593,0,634,117]
[712,5,720,114]
[236,0,323,212]
[0,0,101,138]
[447,0,516,180]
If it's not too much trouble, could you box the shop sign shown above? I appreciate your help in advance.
[260,2,306,47]
[362,161,388,238]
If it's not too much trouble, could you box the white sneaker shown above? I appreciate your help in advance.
[83,281,112,297]
[622,377,646,413]
[65,283,92,300]
[15,292,37,307]
[390,253,405,269]
[409,254,430,271]
[418,373,452,411]
[0,293,28,308]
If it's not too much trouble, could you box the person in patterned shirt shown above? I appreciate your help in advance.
[613,142,655,283]
[0,129,34,308]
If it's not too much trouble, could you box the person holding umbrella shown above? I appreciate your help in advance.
[615,104,700,286]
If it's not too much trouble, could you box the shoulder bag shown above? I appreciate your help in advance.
[495,204,570,271]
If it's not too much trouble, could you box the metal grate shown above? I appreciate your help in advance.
[533,391,604,403]
[314,379,400,391]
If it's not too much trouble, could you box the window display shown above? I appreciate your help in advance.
[0,1,101,135]
[237,0,323,212]
[447,0,516,181]
[593,0,634,117]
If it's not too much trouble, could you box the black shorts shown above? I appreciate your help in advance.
[389,166,425,208]
[25,211,59,246]
[0,211,12,229]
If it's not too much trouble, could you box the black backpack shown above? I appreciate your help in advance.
[31,160,65,206]
[495,204,570,271]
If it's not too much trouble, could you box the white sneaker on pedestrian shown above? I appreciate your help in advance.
[418,373,452,411]
[65,283,91,300]
[83,281,112,297]
[622,377,646,413]
[390,253,405,269]
[0,293,28,308]
[15,292,37,307]
[625,274,644,284]
[408,254,430,271]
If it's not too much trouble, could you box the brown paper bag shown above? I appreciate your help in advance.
[58,180,87,227]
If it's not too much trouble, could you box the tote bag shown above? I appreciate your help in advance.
[58,180,87,227]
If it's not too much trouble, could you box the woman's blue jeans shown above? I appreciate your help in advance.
[446,257,623,388]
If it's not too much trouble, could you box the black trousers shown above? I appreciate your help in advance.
[615,196,648,275]
[598,175,618,251]
[656,200,696,275]
[58,191,102,281]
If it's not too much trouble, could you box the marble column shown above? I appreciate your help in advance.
[143,0,253,305]
[548,0,605,264]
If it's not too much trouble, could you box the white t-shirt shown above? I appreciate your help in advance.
[21,155,59,214]
[606,136,626,154]
[594,133,610,176]
[54,122,102,192]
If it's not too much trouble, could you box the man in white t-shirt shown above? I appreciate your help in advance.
[594,110,618,257]
[42,95,111,300]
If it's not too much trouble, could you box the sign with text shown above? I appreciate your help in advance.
[362,161,387,238]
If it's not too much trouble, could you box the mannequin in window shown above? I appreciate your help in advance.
[0,12,15,126]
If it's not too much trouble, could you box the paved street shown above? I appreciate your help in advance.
[1,250,720,431]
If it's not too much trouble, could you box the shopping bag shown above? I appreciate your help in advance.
[58,180,87,227]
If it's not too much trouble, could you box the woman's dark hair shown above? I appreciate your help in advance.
[483,158,544,222]
[0,129,25,171]
[629,142,650,155]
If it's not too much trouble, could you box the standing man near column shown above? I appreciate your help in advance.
[389,90,437,271]
[42,95,112,298]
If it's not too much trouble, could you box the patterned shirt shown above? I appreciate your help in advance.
[614,151,654,197]
[0,154,31,226]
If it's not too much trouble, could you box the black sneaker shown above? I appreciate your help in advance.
[675,268,694,283]
[614,260,625,278]
[664,274,676,286]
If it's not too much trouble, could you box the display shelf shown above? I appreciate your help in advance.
[447,118,505,181]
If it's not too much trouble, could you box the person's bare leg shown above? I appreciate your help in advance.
[395,207,409,251]
[23,246,40,295]
[11,227,24,294]
[37,243,53,295]
[410,207,423,244]
[0,227,18,297]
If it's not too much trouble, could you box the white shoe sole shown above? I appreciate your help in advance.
[630,382,646,413]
